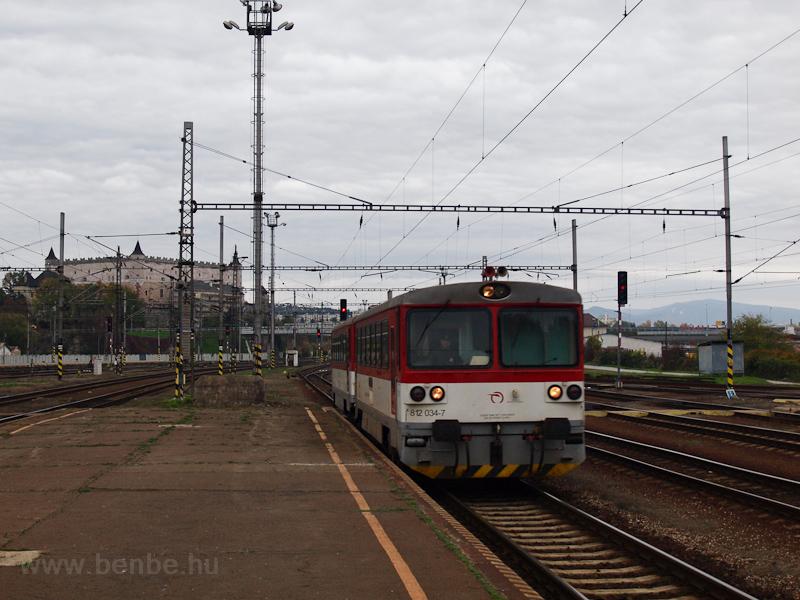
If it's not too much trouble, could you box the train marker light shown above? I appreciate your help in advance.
[567,384,583,400]
[410,386,426,402]
[480,283,510,299]
[405,437,426,447]
[548,385,563,400]
[430,386,445,402]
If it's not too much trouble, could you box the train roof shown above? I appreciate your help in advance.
[337,280,582,328]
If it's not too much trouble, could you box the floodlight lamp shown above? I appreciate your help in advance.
[223,20,241,30]
[223,21,233,29]
[272,2,282,11]
[276,21,294,31]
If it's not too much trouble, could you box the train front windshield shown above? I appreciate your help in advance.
[407,309,492,368]
[498,308,579,367]
[407,306,579,369]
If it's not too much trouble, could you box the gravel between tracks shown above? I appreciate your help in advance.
[537,416,800,600]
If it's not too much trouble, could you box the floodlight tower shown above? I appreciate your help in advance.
[224,1,293,376]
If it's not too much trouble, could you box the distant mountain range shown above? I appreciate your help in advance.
[586,299,800,327]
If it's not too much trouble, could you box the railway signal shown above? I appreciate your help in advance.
[615,271,627,390]
[617,271,628,306]
[340,299,347,321]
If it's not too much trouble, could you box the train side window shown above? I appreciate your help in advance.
[369,322,376,367]
[381,319,389,368]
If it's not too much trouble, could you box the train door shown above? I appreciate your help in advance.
[390,324,396,416]
[347,325,356,400]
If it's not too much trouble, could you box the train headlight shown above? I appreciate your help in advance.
[410,386,426,402]
[567,384,583,400]
[547,385,563,400]
[430,386,445,402]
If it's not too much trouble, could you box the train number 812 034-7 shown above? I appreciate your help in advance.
[406,408,446,418]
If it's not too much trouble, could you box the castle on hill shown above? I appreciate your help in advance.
[40,241,243,306]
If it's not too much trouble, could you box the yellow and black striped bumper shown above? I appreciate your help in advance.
[409,462,580,479]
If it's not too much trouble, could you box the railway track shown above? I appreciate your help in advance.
[586,432,800,522]
[0,369,177,408]
[587,403,800,450]
[0,366,224,427]
[444,481,757,600]
[586,388,800,426]
[588,375,800,401]
[298,365,760,599]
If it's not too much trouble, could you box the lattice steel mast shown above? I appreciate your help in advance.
[178,121,195,396]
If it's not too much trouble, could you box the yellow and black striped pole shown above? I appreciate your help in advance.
[727,339,735,394]
[255,343,262,378]
[270,349,275,370]
[218,340,224,376]
[175,333,182,400]
[57,343,63,381]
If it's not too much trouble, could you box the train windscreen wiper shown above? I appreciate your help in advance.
[414,299,451,348]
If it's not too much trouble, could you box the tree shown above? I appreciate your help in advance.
[584,336,602,363]
[2,271,28,296]
[28,279,144,353]
[729,313,786,352]
[728,313,799,381]
[0,313,28,352]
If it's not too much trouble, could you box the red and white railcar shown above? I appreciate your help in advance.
[330,280,585,478]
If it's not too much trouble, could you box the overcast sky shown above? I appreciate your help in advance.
[2,1,799,320]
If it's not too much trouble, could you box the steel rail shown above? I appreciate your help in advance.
[448,482,758,600]
[586,388,800,425]
[591,407,800,452]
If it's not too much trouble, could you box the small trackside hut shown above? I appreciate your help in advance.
[330,280,585,478]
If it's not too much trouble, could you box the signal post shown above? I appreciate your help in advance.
[616,271,627,390]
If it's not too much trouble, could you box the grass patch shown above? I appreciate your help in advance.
[711,374,771,385]
[163,395,194,409]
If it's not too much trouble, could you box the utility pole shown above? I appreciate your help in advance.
[722,136,736,398]
[571,219,578,291]
[219,216,225,376]
[266,211,284,368]
[115,246,123,374]
[57,212,65,353]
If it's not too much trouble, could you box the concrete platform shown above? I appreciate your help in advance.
[0,377,541,600]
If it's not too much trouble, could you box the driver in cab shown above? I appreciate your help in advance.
[430,331,463,366]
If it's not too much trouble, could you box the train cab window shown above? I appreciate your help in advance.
[498,308,579,367]
[407,309,492,369]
